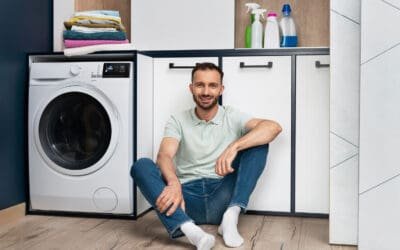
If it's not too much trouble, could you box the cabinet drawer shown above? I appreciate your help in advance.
[222,56,292,212]
[153,57,218,159]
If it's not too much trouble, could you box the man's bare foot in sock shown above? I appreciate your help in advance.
[181,221,215,250]
[218,206,244,247]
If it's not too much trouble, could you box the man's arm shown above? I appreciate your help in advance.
[155,137,185,216]
[215,118,282,176]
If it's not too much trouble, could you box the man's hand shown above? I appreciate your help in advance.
[156,182,185,216]
[215,143,239,176]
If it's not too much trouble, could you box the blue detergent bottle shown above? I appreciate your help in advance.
[279,4,298,47]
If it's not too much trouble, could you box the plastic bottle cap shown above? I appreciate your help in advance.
[282,4,292,15]
[267,12,277,17]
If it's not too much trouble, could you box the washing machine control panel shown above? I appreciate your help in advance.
[102,63,130,78]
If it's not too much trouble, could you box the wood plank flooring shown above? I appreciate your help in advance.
[0,211,357,249]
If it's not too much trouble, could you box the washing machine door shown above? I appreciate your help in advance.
[34,84,120,176]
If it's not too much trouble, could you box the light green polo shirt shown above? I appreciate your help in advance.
[163,105,252,184]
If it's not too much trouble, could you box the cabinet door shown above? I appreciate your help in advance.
[295,55,330,213]
[153,57,218,159]
[223,56,292,212]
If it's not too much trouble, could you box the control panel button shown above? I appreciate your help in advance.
[70,65,82,76]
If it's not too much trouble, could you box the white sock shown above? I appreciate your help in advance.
[218,206,244,247]
[181,221,215,250]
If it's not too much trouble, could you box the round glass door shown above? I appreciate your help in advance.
[37,90,116,174]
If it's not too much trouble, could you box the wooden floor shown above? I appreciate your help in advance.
[0,211,357,249]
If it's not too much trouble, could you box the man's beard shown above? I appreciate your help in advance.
[192,94,219,110]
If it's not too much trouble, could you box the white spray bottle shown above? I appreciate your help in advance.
[251,8,266,48]
[244,3,260,48]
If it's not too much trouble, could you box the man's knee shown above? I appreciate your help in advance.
[256,143,269,150]
[258,143,269,155]
[243,143,269,156]
[241,144,269,168]
[130,157,156,179]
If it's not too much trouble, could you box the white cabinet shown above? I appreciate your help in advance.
[147,51,330,215]
[153,57,218,159]
[131,0,234,50]
[295,55,330,213]
[222,56,292,212]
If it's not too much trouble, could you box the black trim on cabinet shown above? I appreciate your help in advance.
[28,209,135,220]
[291,55,297,214]
[139,48,329,58]
[27,51,137,62]
[246,210,329,219]
[294,212,329,218]
[218,56,223,105]
[133,53,138,218]
[27,208,153,221]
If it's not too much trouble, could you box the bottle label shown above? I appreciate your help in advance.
[281,36,298,47]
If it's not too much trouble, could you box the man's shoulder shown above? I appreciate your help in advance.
[169,107,193,123]
[222,105,241,115]
[222,105,253,124]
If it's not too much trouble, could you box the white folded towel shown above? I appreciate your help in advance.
[71,25,117,33]
[64,43,136,57]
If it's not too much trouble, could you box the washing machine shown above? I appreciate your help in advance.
[28,55,143,216]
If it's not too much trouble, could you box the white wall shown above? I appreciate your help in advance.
[131,0,234,50]
[53,0,74,52]
[359,0,400,249]
[329,0,360,245]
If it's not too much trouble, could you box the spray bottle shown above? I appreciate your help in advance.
[245,3,260,48]
[251,8,266,48]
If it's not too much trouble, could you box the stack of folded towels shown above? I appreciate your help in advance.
[63,10,129,49]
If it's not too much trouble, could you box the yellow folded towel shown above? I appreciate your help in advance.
[69,15,121,25]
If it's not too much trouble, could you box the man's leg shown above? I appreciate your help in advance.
[131,158,215,249]
[228,144,269,209]
[217,144,269,247]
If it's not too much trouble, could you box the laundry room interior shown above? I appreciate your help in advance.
[0,0,399,249]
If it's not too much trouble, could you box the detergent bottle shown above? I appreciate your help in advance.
[264,11,280,48]
[244,3,260,48]
[251,8,266,48]
[279,4,298,47]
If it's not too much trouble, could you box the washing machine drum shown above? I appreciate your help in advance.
[38,92,112,171]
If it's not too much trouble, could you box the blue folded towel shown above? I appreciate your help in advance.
[63,30,126,40]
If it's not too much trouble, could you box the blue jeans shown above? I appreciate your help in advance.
[131,144,269,238]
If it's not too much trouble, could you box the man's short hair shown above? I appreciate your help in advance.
[191,62,224,83]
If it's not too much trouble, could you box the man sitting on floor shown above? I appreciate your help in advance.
[131,62,282,249]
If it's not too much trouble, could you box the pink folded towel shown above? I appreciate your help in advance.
[64,39,129,48]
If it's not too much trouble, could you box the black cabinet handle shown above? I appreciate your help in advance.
[169,63,199,69]
[240,61,273,69]
[315,61,330,68]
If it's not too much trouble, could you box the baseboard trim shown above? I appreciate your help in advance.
[0,203,26,225]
